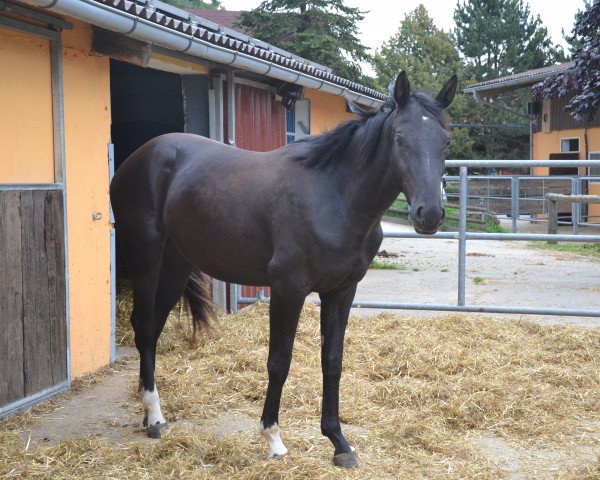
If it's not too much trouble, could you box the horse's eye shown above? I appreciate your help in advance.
[396,134,406,146]
[445,138,452,148]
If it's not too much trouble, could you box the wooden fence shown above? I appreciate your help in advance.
[546,193,600,241]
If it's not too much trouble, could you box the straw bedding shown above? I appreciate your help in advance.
[1,293,600,479]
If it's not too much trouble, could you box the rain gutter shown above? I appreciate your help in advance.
[20,0,382,107]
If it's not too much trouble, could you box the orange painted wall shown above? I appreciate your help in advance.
[0,28,54,183]
[533,127,600,220]
[61,20,113,377]
[304,89,354,134]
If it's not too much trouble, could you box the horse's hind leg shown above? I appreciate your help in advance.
[141,240,194,438]
[152,240,194,350]
[121,229,166,436]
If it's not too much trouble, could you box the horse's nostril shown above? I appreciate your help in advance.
[415,206,424,223]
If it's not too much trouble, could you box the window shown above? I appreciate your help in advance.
[560,137,580,153]
[589,152,600,179]
[285,99,310,143]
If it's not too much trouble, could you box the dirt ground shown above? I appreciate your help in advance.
[7,220,600,479]
[351,220,600,327]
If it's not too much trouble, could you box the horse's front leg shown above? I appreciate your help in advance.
[319,284,360,468]
[260,286,306,459]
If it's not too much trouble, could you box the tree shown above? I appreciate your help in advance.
[451,0,566,161]
[160,0,222,9]
[235,0,370,84]
[560,1,593,57]
[371,5,478,159]
[372,5,462,91]
[533,0,600,121]
[453,0,565,81]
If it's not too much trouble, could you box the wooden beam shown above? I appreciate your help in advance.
[92,26,152,67]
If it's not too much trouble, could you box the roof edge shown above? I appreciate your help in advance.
[464,62,575,95]
[17,0,385,106]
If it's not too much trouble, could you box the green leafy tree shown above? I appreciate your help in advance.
[453,0,565,81]
[235,0,370,83]
[160,0,222,9]
[371,5,477,159]
[372,5,462,91]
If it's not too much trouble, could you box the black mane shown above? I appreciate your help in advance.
[289,90,446,170]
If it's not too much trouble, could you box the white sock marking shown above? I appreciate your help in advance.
[261,422,288,458]
[140,384,166,426]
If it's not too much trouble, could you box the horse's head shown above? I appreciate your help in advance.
[388,72,457,235]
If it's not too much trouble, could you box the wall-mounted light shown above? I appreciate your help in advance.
[277,84,304,110]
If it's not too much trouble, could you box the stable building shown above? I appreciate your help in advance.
[0,0,384,416]
[465,63,600,223]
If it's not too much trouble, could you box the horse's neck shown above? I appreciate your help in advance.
[342,131,401,233]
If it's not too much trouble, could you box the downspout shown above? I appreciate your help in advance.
[227,69,236,146]
[20,0,382,107]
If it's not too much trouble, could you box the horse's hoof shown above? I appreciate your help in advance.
[147,422,168,439]
[268,453,287,460]
[333,450,360,468]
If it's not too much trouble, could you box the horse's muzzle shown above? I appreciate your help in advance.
[412,205,445,235]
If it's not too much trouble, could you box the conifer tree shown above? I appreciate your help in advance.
[236,0,370,83]
[453,0,565,81]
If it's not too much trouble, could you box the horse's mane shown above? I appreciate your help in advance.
[289,89,447,170]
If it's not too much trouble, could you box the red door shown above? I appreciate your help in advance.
[224,82,286,310]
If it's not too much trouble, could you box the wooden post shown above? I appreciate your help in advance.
[547,195,558,243]
[546,193,600,243]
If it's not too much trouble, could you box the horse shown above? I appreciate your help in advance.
[109,71,457,468]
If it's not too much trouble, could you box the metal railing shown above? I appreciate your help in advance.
[444,173,600,233]
[234,159,600,318]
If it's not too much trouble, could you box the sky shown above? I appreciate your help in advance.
[220,0,586,55]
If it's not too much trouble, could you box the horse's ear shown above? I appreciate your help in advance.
[436,74,458,109]
[392,71,410,108]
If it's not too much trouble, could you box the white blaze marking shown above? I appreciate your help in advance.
[422,116,432,167]
[261,422,288,458]
[140,384,166,426]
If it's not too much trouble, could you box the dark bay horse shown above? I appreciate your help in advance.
[110,72,457,467]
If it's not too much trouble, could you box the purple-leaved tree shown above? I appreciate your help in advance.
[533,0,600,121]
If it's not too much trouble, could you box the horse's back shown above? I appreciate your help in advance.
[111,133,260,214]
[110,133,284,284]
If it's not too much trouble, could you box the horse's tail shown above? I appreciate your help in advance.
[184,270,218,345]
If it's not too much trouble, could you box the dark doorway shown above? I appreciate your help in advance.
[108,59,211,321]
[110,59,185,169]
[109,59,187,324]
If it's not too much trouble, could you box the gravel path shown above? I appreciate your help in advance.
[351,221,600,327]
